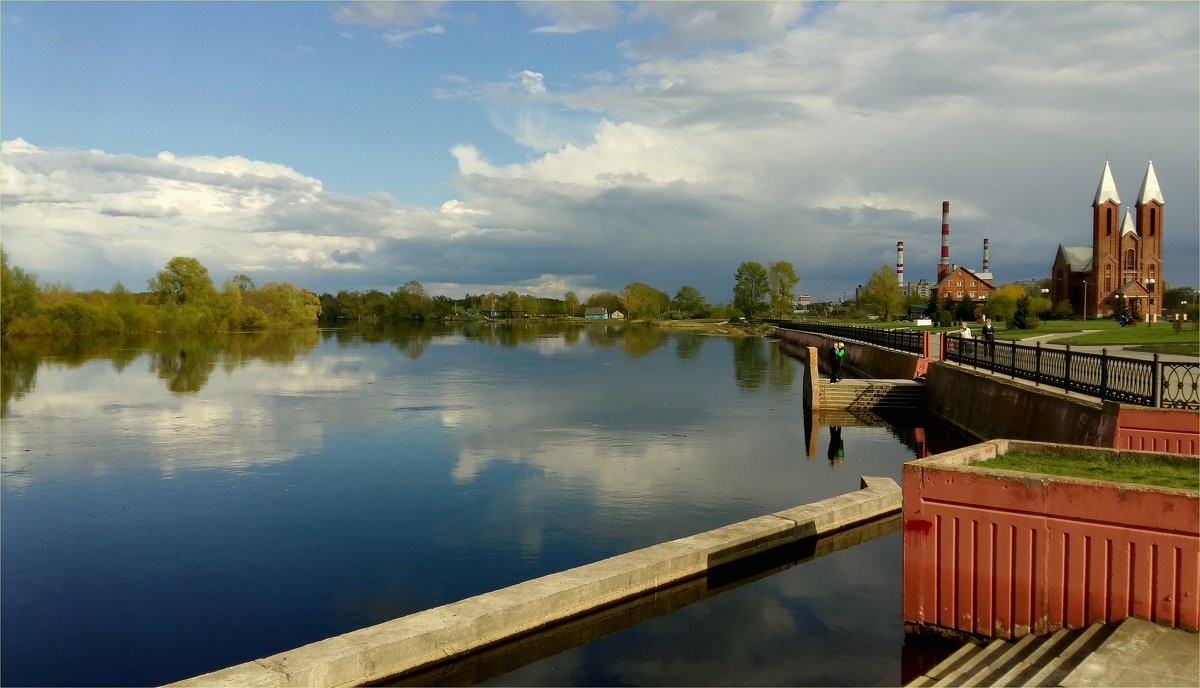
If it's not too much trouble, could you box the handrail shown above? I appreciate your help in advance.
[942,334,1199,410]
[768,321,927,356]
[766,320,1199,410]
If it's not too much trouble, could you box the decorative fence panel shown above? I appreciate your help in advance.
[943,335,1196,410]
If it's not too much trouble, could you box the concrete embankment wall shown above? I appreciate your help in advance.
[166,477,901,688]
[925,362,1200,453]
[773,328,927,380]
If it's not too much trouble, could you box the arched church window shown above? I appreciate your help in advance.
[1106,208,1112,236]
[1104,264,1111,293]
[1150,208,1156,236]
[1125,249,1136,270]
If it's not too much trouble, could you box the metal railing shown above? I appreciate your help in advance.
[943,335,1200,410]
[769,321,927,356]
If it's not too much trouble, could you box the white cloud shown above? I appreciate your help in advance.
[525,1,623,34]
[384,24,445,47]
[517,69,546,95]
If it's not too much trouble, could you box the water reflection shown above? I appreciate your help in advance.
[2,330,321,410]
[1,322,971,686]
[384,515,902,687]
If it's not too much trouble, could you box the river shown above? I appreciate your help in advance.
[1,322,967,686]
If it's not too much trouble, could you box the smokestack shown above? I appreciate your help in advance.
[982,238,990,273]
[938,201,951,281]
[896,241,905,286]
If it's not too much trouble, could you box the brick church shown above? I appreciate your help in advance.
[1051,161,1164,319]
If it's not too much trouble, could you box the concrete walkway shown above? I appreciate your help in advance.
[1018,329,1199,363]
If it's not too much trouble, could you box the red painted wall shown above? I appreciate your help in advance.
[903,441,1199,638]
[1114,405,1200,454]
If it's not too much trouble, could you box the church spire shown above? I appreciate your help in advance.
[1121,209,1136,235]
[1093,161,1120,207]
[1136,160,1164,205]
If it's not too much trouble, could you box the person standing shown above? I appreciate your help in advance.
[958,322,973,339]
[982,318,995,355]
[828,341,844,382]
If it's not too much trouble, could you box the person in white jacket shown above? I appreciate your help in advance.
[958,322,973,339]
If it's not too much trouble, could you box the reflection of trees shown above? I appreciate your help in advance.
[1,338,39,417]
[149,337,220,394]
[1,329,323,402]
[675,333,705,360]
[733,338,768,389]
[623,324,666,357]
[732,339,796,391]
[767,343,795,389]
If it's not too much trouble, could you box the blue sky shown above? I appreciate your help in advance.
[2,1,1197,303]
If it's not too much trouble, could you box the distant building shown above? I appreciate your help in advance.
[610,310,625,320]
[901,279,935,300]
[583,307,608,320]
[1051,161,1164,319]
[935,265,994,315]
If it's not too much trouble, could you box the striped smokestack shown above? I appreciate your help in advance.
[982,238,990,273]
[896,241,905,286]
[938,201,951,281]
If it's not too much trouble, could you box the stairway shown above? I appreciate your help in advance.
[820,378,924,412]
[906,624,1116,687]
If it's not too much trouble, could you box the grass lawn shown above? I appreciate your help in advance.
[979,449,1199,491]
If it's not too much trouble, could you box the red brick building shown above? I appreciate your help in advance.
[1051,161,1164,319]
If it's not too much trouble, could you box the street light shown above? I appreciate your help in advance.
[1082,280,1088,321]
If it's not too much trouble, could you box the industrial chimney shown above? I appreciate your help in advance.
[938,201,951,281]
[982,238,990,274]
[896,241,905,287]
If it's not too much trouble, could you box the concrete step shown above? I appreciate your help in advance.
[907,624,1117,688]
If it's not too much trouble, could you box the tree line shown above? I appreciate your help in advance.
[3,251,795,337]
[2,252,320,337]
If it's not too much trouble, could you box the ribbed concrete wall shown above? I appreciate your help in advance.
[903,440,1199,639]
[167,477,901,688]
[1113,405,1200,455]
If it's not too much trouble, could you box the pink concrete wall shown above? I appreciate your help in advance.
[1114,405,1200,455]
[903,440,1199,638]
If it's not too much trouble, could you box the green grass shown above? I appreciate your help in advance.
[979,449,1199,491]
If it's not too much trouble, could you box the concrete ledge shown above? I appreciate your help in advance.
[166,477,902,688]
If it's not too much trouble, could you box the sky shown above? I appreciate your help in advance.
[2,1,1197,304]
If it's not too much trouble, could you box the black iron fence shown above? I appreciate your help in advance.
[769,321,927,356]
[944,335,1200,410]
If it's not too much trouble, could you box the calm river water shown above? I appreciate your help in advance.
[1,322,966,686]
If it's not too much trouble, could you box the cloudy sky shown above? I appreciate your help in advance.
[2,1,1196,303]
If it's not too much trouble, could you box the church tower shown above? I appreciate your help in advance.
[1090,161,1121,318]
[1135,160,1164,317]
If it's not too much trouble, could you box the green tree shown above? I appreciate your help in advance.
[859,265,904,321]
[563,291,581,317]
[1010,294,1040,330]
[732,261,769,318]
[148,256,217,307]
[767,261,799,318]
[954,296,976,323]
[621,282,669,320]
[672,285,708,318]
[1,248,39,334]
[586,291,623,315]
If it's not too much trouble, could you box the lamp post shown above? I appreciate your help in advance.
[1082,280,1088,321]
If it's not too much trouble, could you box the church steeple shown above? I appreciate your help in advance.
[1136,160,1164,206]
[1093,161,1121,206]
